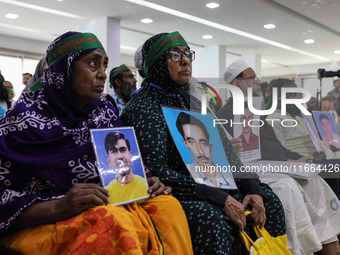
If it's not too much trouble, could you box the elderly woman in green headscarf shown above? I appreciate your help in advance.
[121,32,287,254]
[0,31,193,255]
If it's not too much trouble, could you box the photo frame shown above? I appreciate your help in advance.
[312,111,340,149]
[162,106,237,190]
[233,97,262,162]
[301,113,324,152]
[90,127,149,206]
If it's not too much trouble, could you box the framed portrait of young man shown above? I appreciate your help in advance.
[90,127,149,206]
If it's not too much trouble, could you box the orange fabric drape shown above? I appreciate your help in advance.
[0,195,193,255]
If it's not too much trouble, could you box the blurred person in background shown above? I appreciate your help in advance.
[0,79,10,112]
[327,78,340,110]
[307,96,319,113]
[22,72,32,86]
[0,72,5,117]
[4,81,16,107]
[23,57,48,93]
[109,65,137,115]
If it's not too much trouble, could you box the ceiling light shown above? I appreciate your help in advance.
[5,13,18,19]
[304,39,315,44]
[264,24,276,29]
[334,50,340,55]
[140,18,153,24]
[206,2,220,8]
[202,35,213,39]
[126,0,329,61]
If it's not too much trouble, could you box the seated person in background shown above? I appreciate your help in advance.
[217,60,311,163]
[0,31,193,255]
[23,56,48,93]
[104,131,149,204]
[121,31,287,255]
[216,60,340,255]
[109,65,137,115]
[307,96,319,112]
[321,96,338,123]
[0,80,10,112]
[327,78,340,110]
[22,72,32,86]
[4,81,16,107]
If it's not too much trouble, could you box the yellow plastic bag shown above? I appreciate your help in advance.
[240,211,292,255]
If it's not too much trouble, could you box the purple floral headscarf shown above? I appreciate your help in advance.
[0,31,122,232]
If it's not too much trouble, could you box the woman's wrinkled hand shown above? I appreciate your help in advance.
[230,138,243,156]
[55,183,110,219]
[147,177,172,197]
[224,195,246,231]
[242,194,266,229]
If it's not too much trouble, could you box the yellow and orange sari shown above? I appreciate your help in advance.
[0,196,192,255]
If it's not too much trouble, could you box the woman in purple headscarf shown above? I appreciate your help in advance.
[0,31,193,255]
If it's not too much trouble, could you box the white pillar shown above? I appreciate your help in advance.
[106,18,121,71]
[80,17,121,94]
[193,45,226,79]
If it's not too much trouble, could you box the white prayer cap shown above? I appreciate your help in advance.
[223,59,250,84]
[134,44,143,70]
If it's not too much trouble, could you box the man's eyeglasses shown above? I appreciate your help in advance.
[235,77,260,82]
[166,50,195,62]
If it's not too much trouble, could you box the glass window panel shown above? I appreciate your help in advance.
[0,56,39,101]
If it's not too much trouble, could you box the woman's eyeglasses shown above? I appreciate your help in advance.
[166,50,195,62]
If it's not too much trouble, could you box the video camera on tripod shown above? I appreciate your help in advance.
[318,69,340,79]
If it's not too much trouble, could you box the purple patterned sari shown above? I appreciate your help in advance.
[0,32,122,233]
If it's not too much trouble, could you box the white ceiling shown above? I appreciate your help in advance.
[0,0,339,72]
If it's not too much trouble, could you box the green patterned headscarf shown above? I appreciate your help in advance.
[31,32,105,91]
[143,31,188,76]
[46,32,105,66]
[109,64,130,89]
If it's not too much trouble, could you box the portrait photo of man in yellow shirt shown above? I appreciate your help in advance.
[91,128,149,206]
